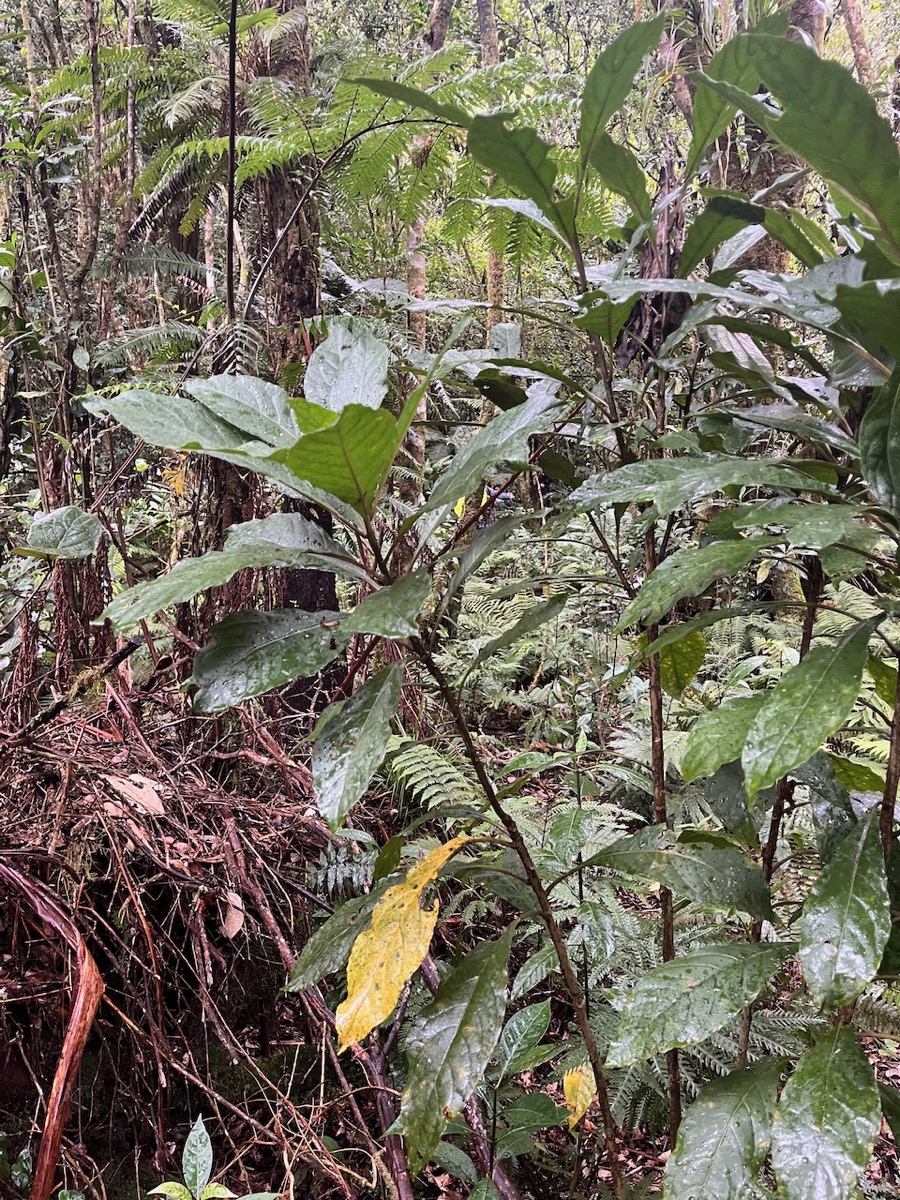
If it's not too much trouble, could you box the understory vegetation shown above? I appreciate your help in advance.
[2,0,900,1198]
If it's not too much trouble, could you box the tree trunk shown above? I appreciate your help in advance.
[842,0,874,87]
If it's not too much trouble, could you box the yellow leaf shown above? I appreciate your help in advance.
[563,1063,596,1131]
[335,836,472,1051]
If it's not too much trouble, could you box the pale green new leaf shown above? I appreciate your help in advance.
[273,404,398,517]
[191,609,347,712]
[312,664,402,831]
[182,1117,212,1200]
[395,928,513,1171]
[25,506,103,561]
[771,1029,880,1200]
[742,619,878,802]
[681,695,767,783]
[798,808,890,1011]
[615,538,771,631]
[304,323,389,412]
[665,1059,782,1200]
[606,943,791,1066]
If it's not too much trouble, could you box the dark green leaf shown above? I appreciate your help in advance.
[615,538,771,631]
[771,1028,880,1200]
[495,1001,551,1082]
[681,696,767,783]
[588,825,773,920]
[182,1116,212,1200]
[606,943,791,1066]
[103,514,361,630]
[273,404,398,518]
[427,389,562,513]
[791,753,857,863]
[343,569,430,639]
[698,36,900,260]
[866,655,898,708]
[685,12,790,176]
[191,609,346,712]
[665,1059,782,1200]
[467,115,575,248]
[25,506,103,561]
[395,928,513,1172]
[798,808,890,1011]
[579,16,666,170]
[431,1142,477,1184]
[469,1182,499,1200]
[860,369,900,522]
[586,133,651,222]
[679,196,765,279]
[702,762,760,846]
[659,631,706,698]
[349,77,471,127]
[304,322,389,412]
[313,664,402,831]
[285,889,385,994]
[373,836,403,882]
[575,295,634,346]
[832,280,900,363]
[572,454,830,518]
[878,1082,900,1144]
[742,619,878,802]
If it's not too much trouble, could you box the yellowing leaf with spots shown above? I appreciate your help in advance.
[335,836,472,1051]
[564,1063,596,1130]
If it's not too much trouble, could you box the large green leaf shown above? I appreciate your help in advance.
[586,134,651,221]
[588,826,772,920]
[665,1059,782,1200]
[606,943,791,1066]
[615,538,771,631]
[272,403,398,517]
[191,609,347,712]
[859,368,900,522]
[185,374,301,447]
[285,889,386,994]
[771,1028,880,1200]
[579,15,666,170]
[696,35,900,260]
[791,753,857,863]
[742,619,878,802]
[395,928,513,1171]
[103,514,361,630]
[312,664,403,831]
[343,569,431,639]
[426,388,562,513]
[466,115,575,249]
[304,322,389,412]
[25,506,103,560]
[681,696,767,784]
[685,12,790,176]
[572,454,829,517]
[798,808,890,1011]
